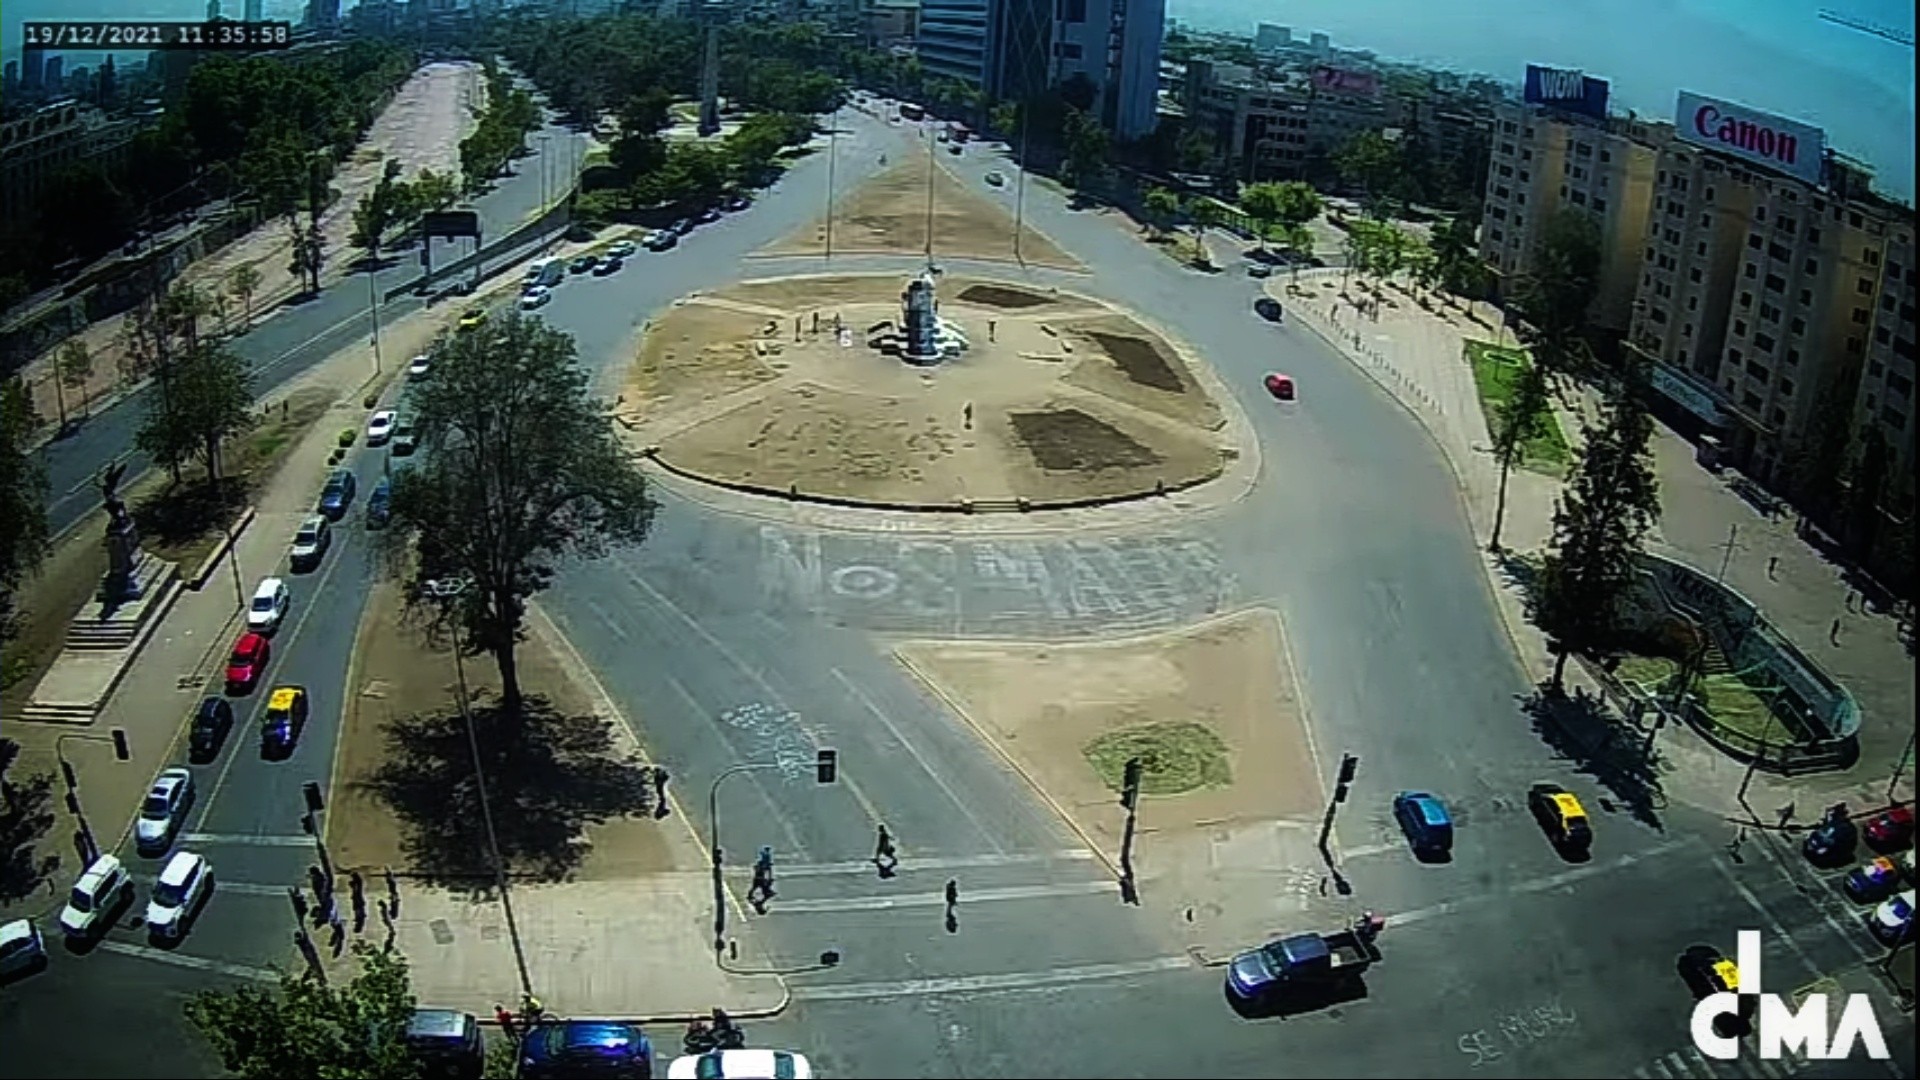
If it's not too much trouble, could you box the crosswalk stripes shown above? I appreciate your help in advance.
[1631,1044,1807,1080]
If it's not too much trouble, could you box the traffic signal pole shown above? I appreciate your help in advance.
[1118,757,1143,904]
[1318,753,1360,895]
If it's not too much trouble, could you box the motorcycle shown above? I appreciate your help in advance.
[684,1017,746,1055]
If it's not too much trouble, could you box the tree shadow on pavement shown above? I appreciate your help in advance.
[358,694,656,888]
[0,742,63,904]
[1520,685,1669,832]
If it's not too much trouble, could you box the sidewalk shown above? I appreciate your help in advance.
[1271,265,1916,821]
[0,307,451,922]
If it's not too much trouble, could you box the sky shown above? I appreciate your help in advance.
[5,0,1915,200]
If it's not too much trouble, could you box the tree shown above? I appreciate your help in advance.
[0,378,49,643]
[1276,223,1314,276]
[1530,381,1661,688]
[349,159,405,262]
[1429,215,1481,298]
[1142,186,1181,239]
[1333,130,1402,217]
[57,340,95,421]
[228,264,263,331]
[135,341,254,488]
[1239,182,1285,251]
[1510,209,1601,375]
[1060,108,1110,189]
[989,101,1019,141]
[1187,197,1223,267]
[388,313,656,717]
[1488,359,1551,553]
[184,943,423,1080]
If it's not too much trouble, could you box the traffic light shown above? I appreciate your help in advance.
[815,749,838,784]
[1337,753,1359,786]
[110,728,130,761]
[303,781,325,814]
[1121,757,1144,810]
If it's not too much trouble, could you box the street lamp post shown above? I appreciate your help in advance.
[367,269,383,376]
[55,729,131,865]
[924,125,937,268]
[708,749,837,957]
[824,104,839,260]
[423,577,534,1003]
[1013,107,1030,267]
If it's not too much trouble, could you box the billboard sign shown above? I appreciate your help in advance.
[1676,92,1825,187]
[1311,65,1379,99]
[1523,65,1610,121]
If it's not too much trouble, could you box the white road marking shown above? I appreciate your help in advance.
[1712,856,1826,985]
[180,832,316,847]
[831,666,1008,856]
[792,955,1192,1002]
[768,880,1113,915]
[1393,837,1695,929]
[1337,842,1403,861]
[210,879,297,897]
[777,849,1096,879]
[96,940,280,983]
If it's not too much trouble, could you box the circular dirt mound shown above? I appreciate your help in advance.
[1084,721,1233,796]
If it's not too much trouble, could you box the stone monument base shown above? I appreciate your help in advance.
[15,557,183,725]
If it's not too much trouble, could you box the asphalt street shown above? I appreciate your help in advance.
[35,114,591,536]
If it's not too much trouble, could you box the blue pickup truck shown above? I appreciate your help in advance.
[1226,924,1383,1002]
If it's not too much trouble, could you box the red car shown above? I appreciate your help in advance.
[1865,805,1915,851]
[225,632,271,695]
[1264,373,1296,401]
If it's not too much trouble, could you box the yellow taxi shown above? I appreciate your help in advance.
[458,307,487,330]
[261,685,309,759]
[1527,782,1593,850]
[1679,944,1756,1017]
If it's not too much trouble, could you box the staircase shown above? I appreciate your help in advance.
[14,703,99,725]
[1698,641,1733,678]
[64,620,140,650]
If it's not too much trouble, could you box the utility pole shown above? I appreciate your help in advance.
[367,269,382,375]
[1013,104,1029,266]
[1117,756,1143,904]
[56,730,131,865]
[824,103,839,259]
[1714,523,1741,584]
[1890,730,1916,804]
[924,127,937,267]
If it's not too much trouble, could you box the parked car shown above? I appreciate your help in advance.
[457,308,487,330]
[1804,804,1859,866]
[605,239,637,259]
[520,1021,653,1079]
[1845,856,1905,903]
[1528,783,1593,853]
[0,920,46,977]
[290,515,332,571]
[188,697,235,763]
[1391,791,1454,858]
[1864,805,1914,851]
[247,577,289,633]
[145,851,213,941]
[366,477,393,529]
[318,468,357,519]
[261,685,310,759]
[225,631,271,695]
[722,193,750,212]
[984,171,1005,187]
[408,354,432,378]
[592,256,623,276]
[391,417,419,455]
[520,285,552,310]
[407,1009,486,1080]
[134,768,195,855]
[58,854,132,941]
[948,142,963,155]
[670,218,695,236]
[568,255,598,275]
[1869,889,1915,945]
[668,1050,814,1079]
[366,410,397,445]
[1263,372,1297,401]
[694,207,721,225]
[645,229,679,251]
[1247,262,1272,279]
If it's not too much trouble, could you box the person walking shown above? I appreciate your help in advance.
[873,825,898,877]
[494,1003,516,1039]
[748,846,776,911]
[288,886,309,926]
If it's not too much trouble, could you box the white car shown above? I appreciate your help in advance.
[520,285,552,310]
[145,852,212,941]
[668,1050,814,1079]
[1871,888,1915,945]
[247,577,289,633]
[407,354,431,378]
[134,768,195,854]
[605,239,637,258]
[0,919,46,976]
[59,854,131,940]
[366,410,396,445]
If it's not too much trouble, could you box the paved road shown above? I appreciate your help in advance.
[35,115,592,537]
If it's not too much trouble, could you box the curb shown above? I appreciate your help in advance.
[891,647,1124,883]
[482,985,795,1030]
[185,506,257,590]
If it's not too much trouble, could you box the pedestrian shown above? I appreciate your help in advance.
[350,884,368,933]
[874,824,898,877]
[378,897,394,932]
[987,319,997,343]
[944,878,958,908]
[1830,616,1842,645]
[811,311,820,333]
[308,864,330,904]
[494,1003,516,1038]
[384,866,399,914]
[348,869,364,904]
[288,886,309,925]
[1767,554,1779,579]
[748,846,776,910]
[328,909,346,954]
[652,766,671,819]
[962,402,973,430]
[521,994,545,1030]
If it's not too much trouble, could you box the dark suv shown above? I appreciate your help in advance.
[318,468,356,519]
[187,697,234,763]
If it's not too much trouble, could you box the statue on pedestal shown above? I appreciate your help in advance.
[97,461,147,604]
[901,272,941,365]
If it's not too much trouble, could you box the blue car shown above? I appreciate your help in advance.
[1392,791,1454,857]
[366,477,392,529]
[318,467,357,520]
[520,1021,651,1079]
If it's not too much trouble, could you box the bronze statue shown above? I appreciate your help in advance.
[97,460,129,523]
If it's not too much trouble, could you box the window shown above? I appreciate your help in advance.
[1765,273,1786,293]
[1805,258,1820,275]
[1772,407,1788,425]
[1779,216,1797,234]
[1799,289,1812,304]
[1064,0,1087,20]
[1743,390,1763,410]
[1600,149,1612,163]
[1056,41,1083,57]
[1757,206,1768,222]
[1735,320,1748,336]
[1495,185,1510,199]
[1760,303,1779,322]
[1847,336,1863,355]
[1521,149,1533,161]
[1780,378,1794,396]
[1786,348,1800,365]
[1518,169,1530,182]
[1859,277,1875,294]
[1594,198,1607,212]
[1652,307,1669,324]
[1755,333,1776,352]
[1768,243,1791,262]
[1684,323,1694,337]
[1739,292,1753,309]
[1878,326,1893,344]
[1791,317,1806,335]
[1806,225,1820,243]
[1745,361,1769,383]
[1571,191,1586,206]
[1745,263,1758,278]
[1688,297,1699,311]
[1501,142,1515,155]
[1690,267,1704,283]
[1499,164,1513,178]
[1706,186,1715,201]
[1748,234,1763,250]
[1696,241,1708,256]
[1852,307,1869,324]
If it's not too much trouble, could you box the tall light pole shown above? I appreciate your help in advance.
[709,749,837,957]
[55,729,131,864]
[367,268,383,375]
[1013,104,1029,267]
[423,576,534,1003]
[923,124,937,267]
[824,102,839,259]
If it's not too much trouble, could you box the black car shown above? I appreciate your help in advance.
[1254,296,1284,322]
[723,194,750,212]
[671,217,695,235]
[1803,804,1859,866]
[568,255,597,274]
[694,207,722,225]
[187,697,234,763]
[366,477,392,528]
[406,1009,485,1080]
[592,256,623,276]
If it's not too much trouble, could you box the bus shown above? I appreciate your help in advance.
[898,102,925,121]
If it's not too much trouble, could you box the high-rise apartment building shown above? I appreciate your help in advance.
[1052,0,1165,139]
[1479,90,1666,333]
[1254,24,1291,53]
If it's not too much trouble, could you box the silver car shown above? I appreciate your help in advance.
[135,769,195,854]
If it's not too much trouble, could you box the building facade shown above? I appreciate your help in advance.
[0,100,138,233]
[1051,0,1165,139]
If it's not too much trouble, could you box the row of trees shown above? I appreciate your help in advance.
[125,285,258,489]
[457,62,543,196]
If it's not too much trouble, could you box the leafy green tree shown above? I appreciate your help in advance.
[1061,108,1111,189]
[989,101,1020,140]
[1277,223,1314,276]
[1187,197,1223,267]
[350,159,406,260]
[134,341,254,488]
[1143,186,1181,238]
[1511,208,1602,375]
[227,265,263,331]
[1333,130,1402,218]
[57,340,95,422]
[0,378,49,643]
[1531,379,1661,688]
[1239,182,1287,251]
[1488,359,1552,553]
[184,942,423,1080]
[388,313,656,717]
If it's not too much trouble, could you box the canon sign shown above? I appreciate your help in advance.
[1676,91,1826,187]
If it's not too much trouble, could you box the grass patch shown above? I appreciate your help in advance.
[1696,672,1793,747]
[1465,340,1571,477]
[1614,654,1678,695]
[1084,720,1232,797]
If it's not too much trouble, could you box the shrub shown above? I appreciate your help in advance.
[363,393,378,408]
[337,427,357,447]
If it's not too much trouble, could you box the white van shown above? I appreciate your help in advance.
[522,258,563,289]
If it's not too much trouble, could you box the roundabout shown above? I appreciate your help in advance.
[617,271,1250,512]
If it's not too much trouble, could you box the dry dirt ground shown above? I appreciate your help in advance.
[330,583,684,884]
[619,274,1229,507]
[896,608,1352,956]
[18,62,484,428]
[759,141,1083,272]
